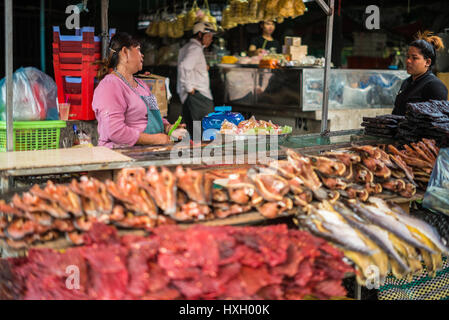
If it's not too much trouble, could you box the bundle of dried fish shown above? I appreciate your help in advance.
[396,101,449,147]
[362,114,405,138]
[296,197,449,284]
[388,139,439,189]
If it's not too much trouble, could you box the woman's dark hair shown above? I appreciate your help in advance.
[409,30,445,67]
[97,32,140,81]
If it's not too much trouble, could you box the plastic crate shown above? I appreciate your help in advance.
[0,121,67,152]
[52,26,115,121]
[64,76,82,94]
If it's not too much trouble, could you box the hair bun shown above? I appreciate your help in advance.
[416,30,445,51]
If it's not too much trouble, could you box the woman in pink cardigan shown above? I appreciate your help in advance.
[93,33,185,148]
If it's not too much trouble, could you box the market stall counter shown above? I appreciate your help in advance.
[0,136,441,301]
[0,130,388,193]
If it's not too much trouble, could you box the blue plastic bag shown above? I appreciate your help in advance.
[423,148,449,216]
[0,67,58,121]
[202,106,244,141]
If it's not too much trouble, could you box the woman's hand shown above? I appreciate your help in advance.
[152,133,171,145]
[136,132,172,145]
[165,122,187,134]
[170,128,189,141]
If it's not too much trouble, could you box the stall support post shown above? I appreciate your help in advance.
[40,0,46,73]
[355,283,362,300]
[317,0,334,136]
[101,0,109,60]
[5,0,14,152]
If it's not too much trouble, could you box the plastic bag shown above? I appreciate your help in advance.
[0,67,58,121]
[202,106,244,140]
[202,106,244,130]
[423,148,449,216]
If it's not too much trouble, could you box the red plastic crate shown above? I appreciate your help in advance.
[52,26,115,120]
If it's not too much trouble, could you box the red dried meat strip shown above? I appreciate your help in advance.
[159,258,202,280]
[238,265,282,296]
[294,260,314,287]
[142,287,180,300]
[81,246,129,300]
[126,240,160,298]
[218,278,249,300]
[153,225,189,253]
[147,262,170,293]
[24,274,89,300]
[284,285,313,300]
[82,223,120,246]
[177,262,242,299]
[26,248,87,285]
[312,279,347,299]
[256,284,284,300]
[238,246,265,268]
[184,227,220,276]
[219,245,247,265]
[272,244,305,277]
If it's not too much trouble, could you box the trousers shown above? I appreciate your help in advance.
[182,91,214,139]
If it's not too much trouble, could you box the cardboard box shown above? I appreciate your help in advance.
[283,45,308,61]
[283,45,308,55]
[136,74,168,117]
[291,53,306,62]
[285,36,302,47]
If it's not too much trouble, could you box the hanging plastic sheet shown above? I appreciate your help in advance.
[423,148,449,216]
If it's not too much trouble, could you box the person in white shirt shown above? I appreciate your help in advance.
[177,22,215,137]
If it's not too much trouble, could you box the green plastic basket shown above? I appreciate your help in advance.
[0,120,67,152]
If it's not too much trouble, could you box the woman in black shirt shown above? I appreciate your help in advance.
[248,20,282,54]
[392,31,448,116]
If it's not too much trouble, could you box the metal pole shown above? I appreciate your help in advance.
[320,0,334,136]
[5,0,14,152]
[40,0,46,73]
[355,283,362,300]
[101,0,109,60]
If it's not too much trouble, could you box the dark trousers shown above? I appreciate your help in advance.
[182,91,214,139]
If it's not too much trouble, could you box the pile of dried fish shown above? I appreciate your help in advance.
[361,114,405,138]
[0,139,439,250]
[0,175,176,250]
[397,100,449,147]
[296,197,449,285]
[387,138,439,189]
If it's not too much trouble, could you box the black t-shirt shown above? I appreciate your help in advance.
[250,36,282,53]
[392,69,448,116]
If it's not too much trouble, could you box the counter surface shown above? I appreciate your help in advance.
[0,146,133,171]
